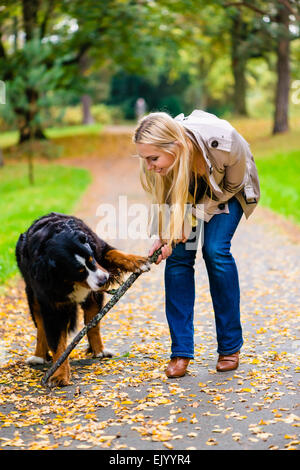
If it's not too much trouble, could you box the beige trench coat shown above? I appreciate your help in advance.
[175,109,260,223]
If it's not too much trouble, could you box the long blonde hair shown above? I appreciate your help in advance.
[133,111,206,246]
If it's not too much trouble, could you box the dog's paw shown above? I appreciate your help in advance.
[26,356,48,365]
[127,255,151,274]
[49,373,70,388]
[94,348,115,359]
[139,261,151,273]
[48,365,71,388]
[132,260,151,274]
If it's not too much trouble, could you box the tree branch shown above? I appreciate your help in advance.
[61,41,92,67]
[0,31,6,59]
[278,0,300,21]
[223,2,268,16]
[41,248,158,387]
[40,0,56,40]
[60,24,107,67]
[22,0,40,41]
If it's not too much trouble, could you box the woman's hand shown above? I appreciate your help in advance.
[148,239,172,265]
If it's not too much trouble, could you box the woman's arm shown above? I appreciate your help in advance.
[218,130,247,202]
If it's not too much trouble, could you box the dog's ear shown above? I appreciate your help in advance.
[48,258,56,269]
[32,258,52,285]
[78,232,88,245]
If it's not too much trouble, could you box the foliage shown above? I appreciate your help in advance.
[0,0,195,140]
[50,104,124,127]
[0,0,299,135]
[1,35,82,140]
[107,72,192,119]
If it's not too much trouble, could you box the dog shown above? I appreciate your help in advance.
[16,212,150,387]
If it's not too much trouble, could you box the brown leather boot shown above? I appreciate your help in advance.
[216,351,240,372]
[165,357,190,378]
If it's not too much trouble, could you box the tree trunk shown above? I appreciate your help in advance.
[273,5,290,134]
[27,144,35,185]
[79,52,94,125]
[197,57,210,111]
[16,88,47,143]
[232,57,248,115]
[17,0,47,143]
[231,10,248,116]
[22,0,39,41]
[81,94,94,125]
[17,116,47,143]
[18,123,47,143]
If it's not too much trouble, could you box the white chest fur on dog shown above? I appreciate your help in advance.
[68,254,109,303]
[68,283,91,303]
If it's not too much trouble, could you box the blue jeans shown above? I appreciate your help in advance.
[164,197,243,358]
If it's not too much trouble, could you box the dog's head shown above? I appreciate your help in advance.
[42,229,110,290]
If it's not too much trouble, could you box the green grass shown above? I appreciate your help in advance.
[0,162,91,284]
[255,149,300,225]
[46,123,103,138]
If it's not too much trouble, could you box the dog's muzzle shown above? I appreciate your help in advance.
[87,269,110,290]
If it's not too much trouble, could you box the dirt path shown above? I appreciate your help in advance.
[0,145,299,452]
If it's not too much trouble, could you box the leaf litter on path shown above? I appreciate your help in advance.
[1,156,299,450]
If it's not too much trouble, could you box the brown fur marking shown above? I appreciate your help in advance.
[32,299,49,361]
[49,331,70,387]
[83,303,104,357]
[104,249,147,272]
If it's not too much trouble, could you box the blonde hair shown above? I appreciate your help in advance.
[133,111,207,247]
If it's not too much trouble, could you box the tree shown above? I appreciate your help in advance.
[221,0,300,133]
[79,51,95,125]
[148,2,233,114]
[230,8,248,115]
[0,0,179,142]
[0,0,83,141]
[229,8,274,116]
[4,36,70,142]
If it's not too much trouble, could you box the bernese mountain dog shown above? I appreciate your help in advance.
[16,212,150,387]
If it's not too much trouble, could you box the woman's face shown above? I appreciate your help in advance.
[136,143,176,176]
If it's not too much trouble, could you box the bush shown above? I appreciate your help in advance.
[91,104,124,124]
[157,95,183,117]
[50,103,124,126]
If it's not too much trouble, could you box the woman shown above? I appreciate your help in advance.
[133,109,260,378]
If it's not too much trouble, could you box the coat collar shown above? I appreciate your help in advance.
[175,112,223,198]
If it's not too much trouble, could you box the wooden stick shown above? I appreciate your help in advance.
[41,247,162,387]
